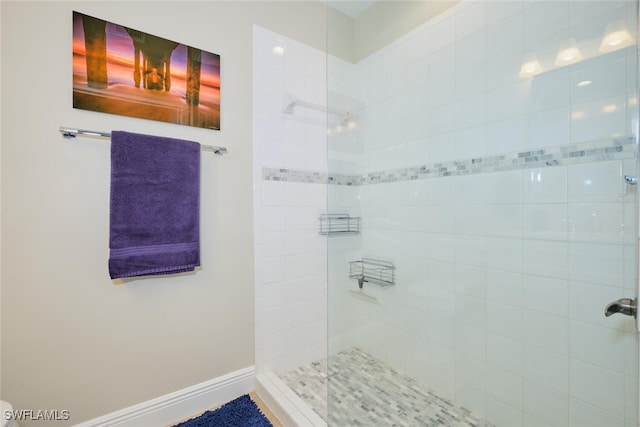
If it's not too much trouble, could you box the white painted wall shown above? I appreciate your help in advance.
[0,1,327,425]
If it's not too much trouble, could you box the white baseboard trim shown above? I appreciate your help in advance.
[74,366,255,427]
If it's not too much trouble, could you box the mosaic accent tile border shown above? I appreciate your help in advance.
[263,136,636,186]
[262,167,327,184]
[280,347,489,427]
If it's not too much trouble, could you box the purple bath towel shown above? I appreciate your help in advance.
[109,131,200,279]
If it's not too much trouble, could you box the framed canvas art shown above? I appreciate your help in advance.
[73,11,221,130]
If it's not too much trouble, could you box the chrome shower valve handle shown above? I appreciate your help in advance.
[604,298,637,318]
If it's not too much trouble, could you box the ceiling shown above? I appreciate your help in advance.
[327,0,378,18]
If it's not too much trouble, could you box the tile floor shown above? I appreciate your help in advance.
[280,348,488,427]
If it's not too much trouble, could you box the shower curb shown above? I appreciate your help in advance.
[256,373,327,427]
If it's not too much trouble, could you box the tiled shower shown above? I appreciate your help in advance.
[254,1,639,426]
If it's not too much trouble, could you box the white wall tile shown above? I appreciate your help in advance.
[428,315,456,349]
[405,114,429,145]
[571,94,628,143]
[455,264,486,298]
[570,320,625,373]
[530,68,570,113]
[263,181,285,206]
[455,236,487,267]
[487,268,523,307]
[429,256,457,286]
[567,161,623,203]
[571,51,626,106]
[264,307,286,335]
[569,358,625,414]
[486,115,528,155]
[487,81,528,123]
[625,373,638,419]
[264,231,286,257]
[487,12,523,59]
[428,47,456,108]
[622,202,637,244]
[523,310,569,355]
[455,125,487,159]
[487,365,524,410]
[456,205,486,236]
[523,379,569,426]
[486,170,523,204]
[429,342,456,378]
[486,204,523,237]
[487,397,524,427]
[400,29,431,68]
[283,119,306,146]
[456,353,487,392]
[568,202,624,243]
[523,2,569,50]
[263,280,287,309]
[568,242,624,286]
[454,174,486,205]
[429,176,457,205]
[523,204,568,241]
[486,1,522,27]
[456,294,487,330]
[305,123,327,150]
[486,237,523,273]
[456,63,487,101]
[569,1,627,28]
[487,333,523,374]
[262,256,285,286]
[523,275,568,317]
[284,74,306,106]
[284,207,317,232]
[456,325,487,362]
[487,301,523,340]
[428,16,455,54]
[427,132,456,163]
[365,103,386,130]
[456,93,488,130]
[523,167,568,203]
[455,1,486,40]
[487,50,523,91]
[428,104,456,136]
[523,240,568,279]
[456,31,487,70]
[530,107,570,149]
[523,344,569,393]
[386,69,406,100]
[284,182,308,207]
[260,141,286,167]
[569,397,625,427]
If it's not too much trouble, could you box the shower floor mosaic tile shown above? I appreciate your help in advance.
[280,347,488,427]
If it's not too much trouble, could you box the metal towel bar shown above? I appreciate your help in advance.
[59,126,228,155]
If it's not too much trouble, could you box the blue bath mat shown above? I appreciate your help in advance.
[173,394,273,427]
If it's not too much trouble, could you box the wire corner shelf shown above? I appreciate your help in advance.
[319,214,361,235]
[349,258,395,288]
